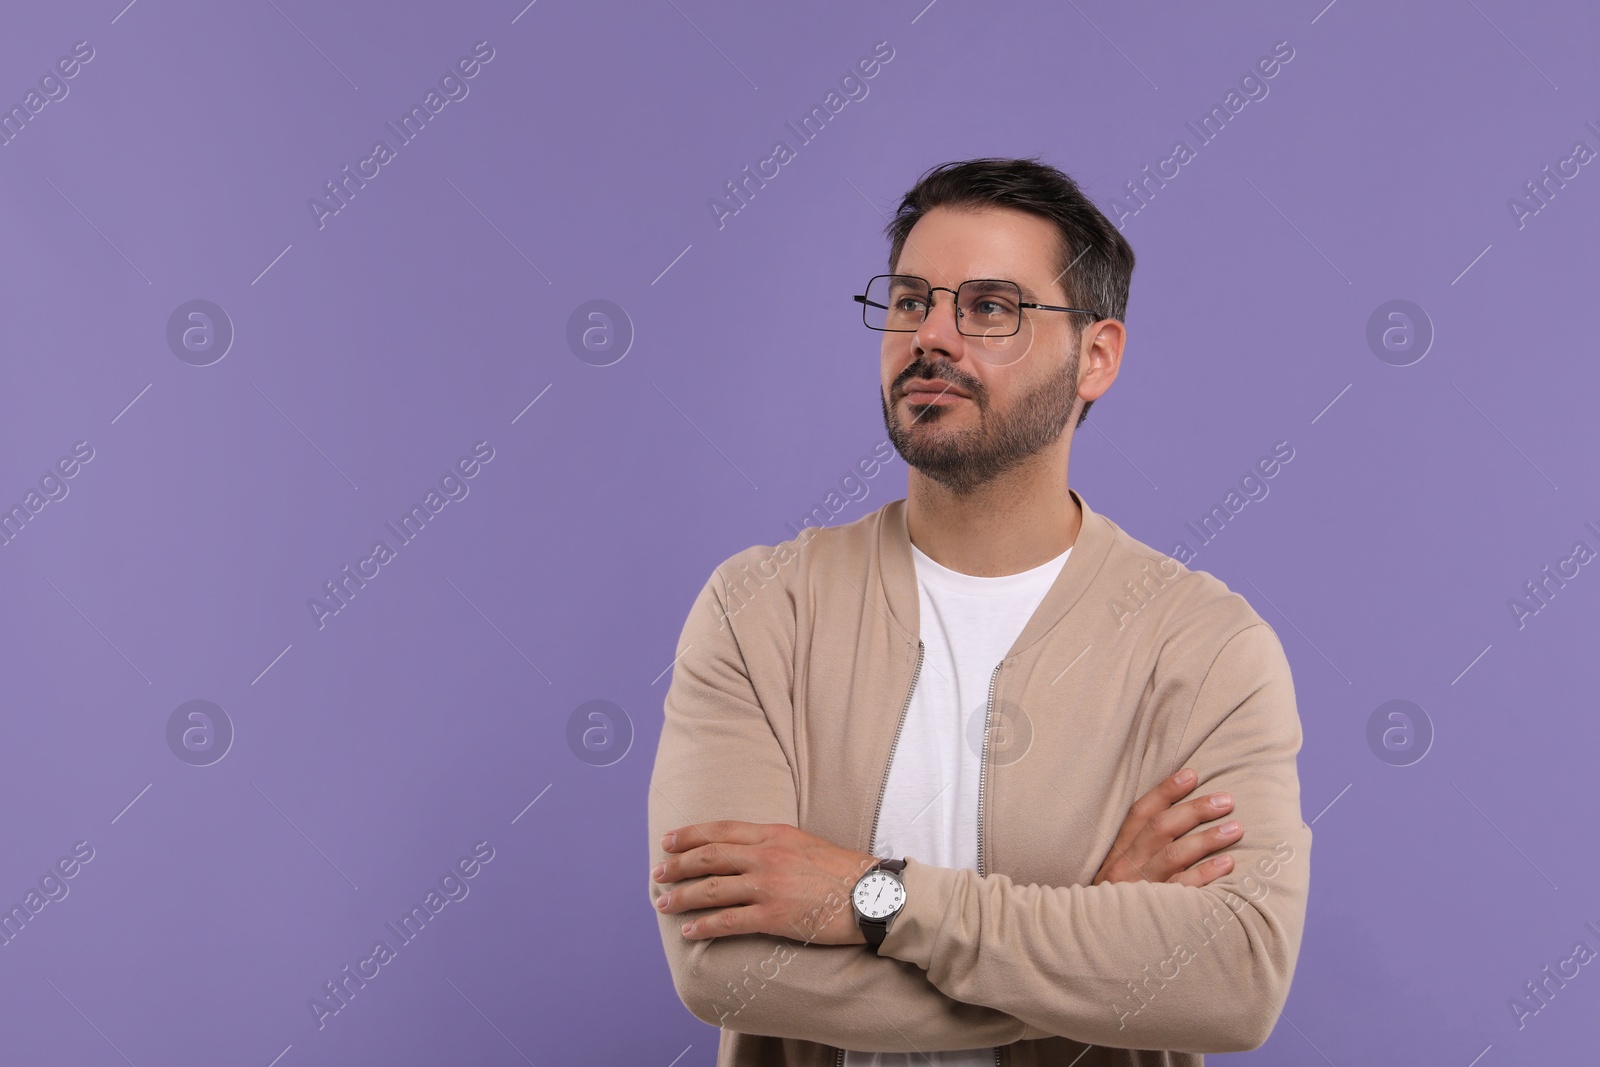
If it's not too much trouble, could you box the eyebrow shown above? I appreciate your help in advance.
[896,275,1046,301]
[965,278,1044,302]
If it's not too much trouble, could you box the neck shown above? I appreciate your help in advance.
[904,445,1082,577]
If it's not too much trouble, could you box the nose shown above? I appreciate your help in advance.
[911,288,965,362]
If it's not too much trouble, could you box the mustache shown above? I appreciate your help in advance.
[895,362,980,397]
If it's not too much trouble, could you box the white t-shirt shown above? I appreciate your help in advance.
[843,539,1071,1067]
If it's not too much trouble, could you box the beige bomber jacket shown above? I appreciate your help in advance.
[647,488,1312,1066]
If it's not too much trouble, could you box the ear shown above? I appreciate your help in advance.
[1076,319,1126,403]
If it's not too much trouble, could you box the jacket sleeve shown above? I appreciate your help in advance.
[875,620,1313,1054]
[648,561,1054,1053]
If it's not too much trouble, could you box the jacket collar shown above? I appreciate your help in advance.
[877,486,1112,659]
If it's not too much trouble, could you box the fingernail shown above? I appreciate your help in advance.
[662,832,676,850]
[651,863,665,880]
[656,892,671,909]
[1176,769,1195,786]
[1219,820,1240,835]
[1210,792,1232,808]
[681,921,694,936]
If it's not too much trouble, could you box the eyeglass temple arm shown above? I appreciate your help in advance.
[1020,301,1103,318]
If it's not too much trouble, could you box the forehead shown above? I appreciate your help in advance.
[894,205,1065,299]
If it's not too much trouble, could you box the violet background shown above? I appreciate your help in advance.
[1,0,1596,1063]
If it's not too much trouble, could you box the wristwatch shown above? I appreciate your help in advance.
[851,857,907,953]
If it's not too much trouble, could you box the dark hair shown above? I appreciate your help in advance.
[883,157,1134,427]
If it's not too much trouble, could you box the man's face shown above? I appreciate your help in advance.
[879,204,1084,496]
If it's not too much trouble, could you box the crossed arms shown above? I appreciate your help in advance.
[647,566,1312,1054]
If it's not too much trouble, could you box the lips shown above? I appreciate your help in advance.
[902,379,971,401]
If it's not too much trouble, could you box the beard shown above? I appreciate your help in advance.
[881,348,1079,497]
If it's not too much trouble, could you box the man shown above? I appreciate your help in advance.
[647,157,1310,1066]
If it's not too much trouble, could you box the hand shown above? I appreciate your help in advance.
[1093,767,1241,887]
[652,821,878,944]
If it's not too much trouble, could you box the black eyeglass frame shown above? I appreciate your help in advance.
[853,274,1104,337]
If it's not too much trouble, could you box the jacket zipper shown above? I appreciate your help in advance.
[868,639,924,865]
[981,662,1003,1067]
[835,640,925,1067]
[977,661,1000,881]
[831,649,1007,1067]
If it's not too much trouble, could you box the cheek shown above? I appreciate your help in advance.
[977,318,1042,369]
[882,344,907,387]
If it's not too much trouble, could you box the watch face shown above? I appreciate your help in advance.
[853,870,904,920]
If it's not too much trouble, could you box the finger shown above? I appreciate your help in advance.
[1163,852,1235,889]
[1139,820,1242,881]
[662,820,769,853]
[678,903,766,940]
[1129,791,1234,862]
[662,895,761,940]
[1125,768,1200,827]
[657,841,752,883]
[656,872,757,916]
[1103,769,1201,861]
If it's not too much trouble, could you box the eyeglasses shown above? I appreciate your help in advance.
[853,274,1103,338]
